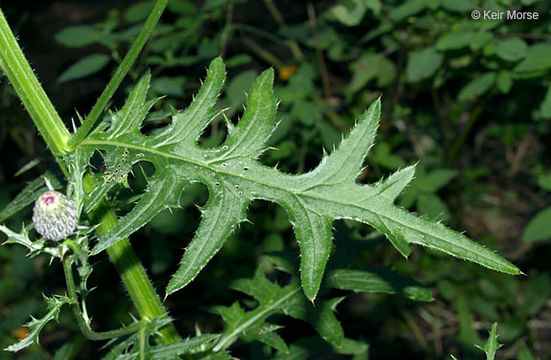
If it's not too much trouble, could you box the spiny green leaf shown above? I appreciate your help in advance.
[311,99,379,185]
[107,70,154,138]
[101,318,173,360]
[154,57,225,147]
[166,184,248,294]
[211,267,346,352]
[0,225,62,258]
[74,57,520,303]
[5,295,69,352]
[223,68,277,159]
[475,323,502,360]
[148,334,219,359]
[93,172,188,255]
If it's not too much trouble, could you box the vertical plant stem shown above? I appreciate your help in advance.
[0,8,70,161]
[69,0,169,148]
[0,3,180,344]
[84,175,180,342]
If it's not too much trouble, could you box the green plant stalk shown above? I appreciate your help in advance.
[83,174,181,343]
[69,0,169,148]
[0,8,70,161]
[0,3,180,343]
[62,256,146,341]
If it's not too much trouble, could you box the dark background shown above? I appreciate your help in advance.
[1,0,551,359]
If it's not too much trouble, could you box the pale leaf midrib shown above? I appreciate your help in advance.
[213,288,300,352]
[80,139,515,272]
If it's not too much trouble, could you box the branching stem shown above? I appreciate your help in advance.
[0,1,181,344]
[63,256,146,340]
[69,0,169,148]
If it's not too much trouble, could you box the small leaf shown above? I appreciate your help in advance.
[539,84,551,119]
[436,32,492,51]
[53,343,75,360]
[330,0,368,26]
[125,1,154,23]
[522,207,551,243]
[58,54,110,83]
[406,47,443,82]
[255,327,288,353]
[458,73,496,101]
[415,168,456,193]
[496,71,513,94]
[389,0,426,21]
[55,25,103,48]
[515,43,551,73]
[212,267,346,352]
[538,172,551,191]
[348,53,395,92]
[0,225,62,258]
[327,268,433,302]
[495,38,527,62]
[14,159,41,177]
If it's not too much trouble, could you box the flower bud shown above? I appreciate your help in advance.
[32,191,78,241]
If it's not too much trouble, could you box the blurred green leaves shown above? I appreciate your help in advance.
[55,26,103,48]
[515,43,551,73]
[523,173,551,242]
[406,47,443,83]
[399,166,456,221]
[458,73,496,101]
[349,53,395,92]
[495,38,527,62]
[58,54,110,83]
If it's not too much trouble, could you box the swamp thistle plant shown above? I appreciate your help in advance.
[0,1,519,358]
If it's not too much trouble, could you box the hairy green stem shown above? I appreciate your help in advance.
[69,0,169,148]
[0,2,180,344]
[63,256,146,341]
[0,8,70,161]
[83,174,180,342]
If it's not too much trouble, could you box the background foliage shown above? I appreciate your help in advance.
[1,0,550,359]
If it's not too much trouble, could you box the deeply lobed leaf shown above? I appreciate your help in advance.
[73,57,520,302]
